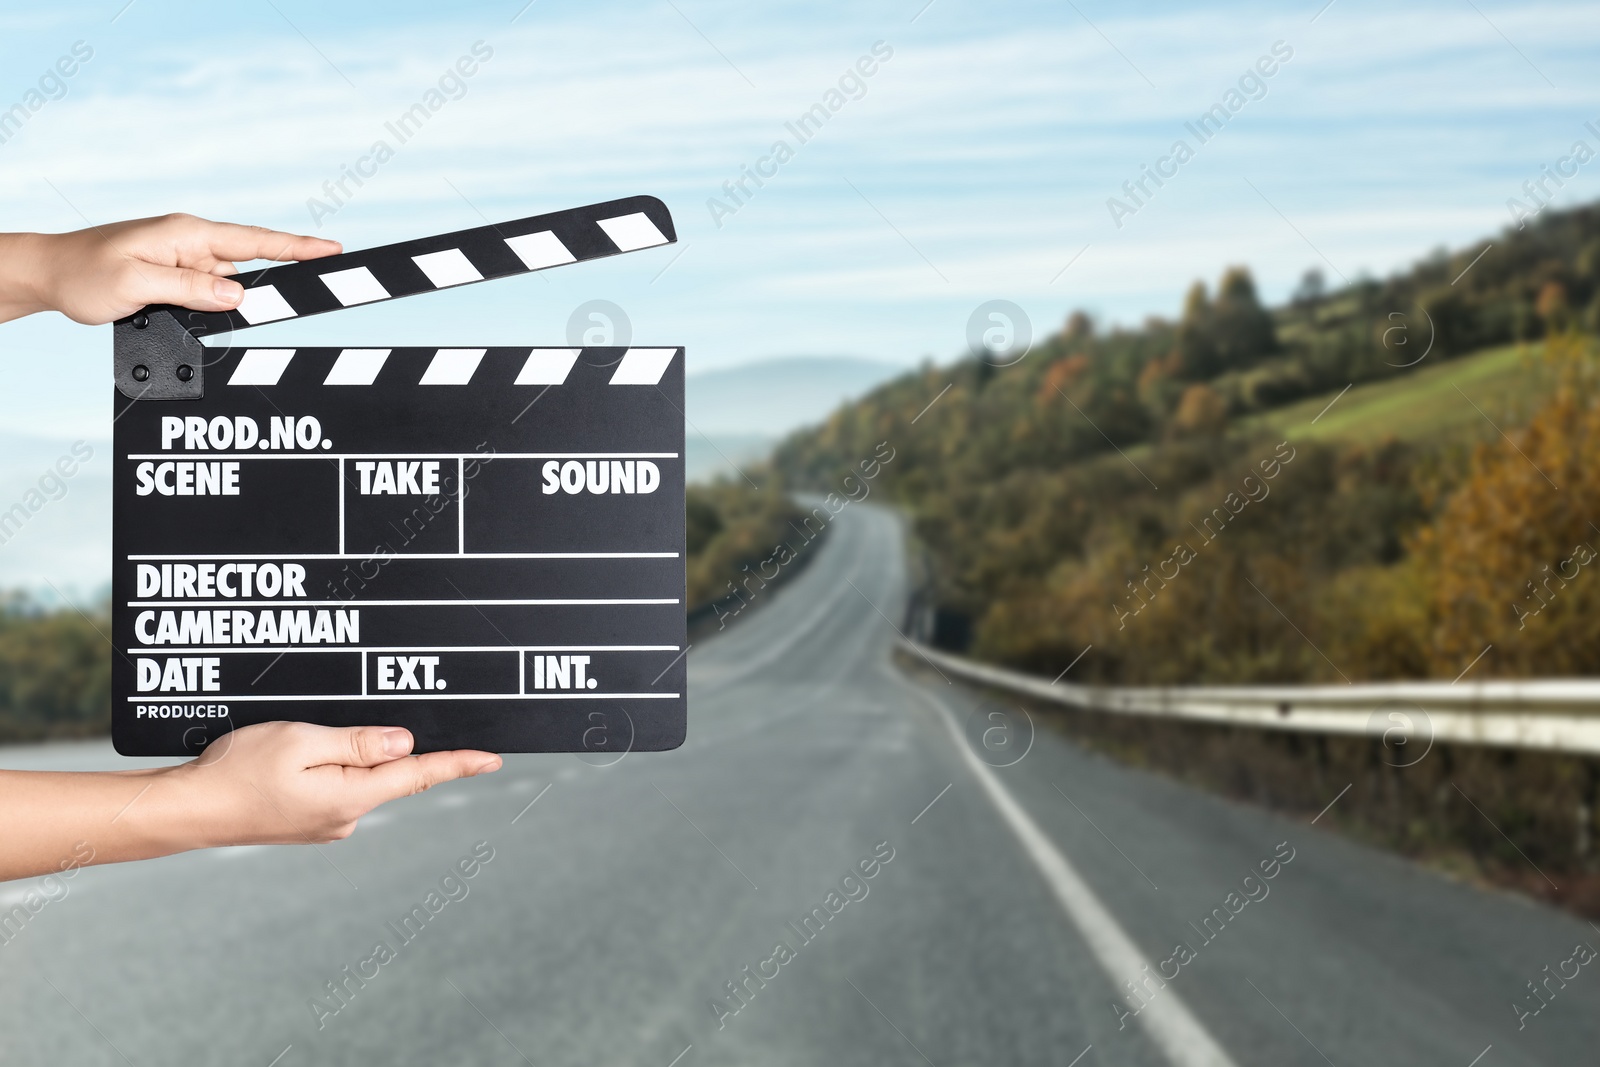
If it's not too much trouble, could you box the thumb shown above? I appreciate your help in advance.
[135,263,244,312]
[353,750,502,806]
[303,724,416,769]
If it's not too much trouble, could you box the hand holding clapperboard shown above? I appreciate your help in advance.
[112,196,687,756]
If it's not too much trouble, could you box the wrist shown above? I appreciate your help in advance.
[0,232,55,319]
[124,763,226,856]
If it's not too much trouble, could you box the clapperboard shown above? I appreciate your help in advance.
[111,196,687,756]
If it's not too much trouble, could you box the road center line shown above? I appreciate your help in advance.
[908,683,1240,1067]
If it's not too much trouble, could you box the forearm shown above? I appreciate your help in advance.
[0,765,213,880]
[0,217,498,880]
[0,723,498,882]
[0,232,52,324]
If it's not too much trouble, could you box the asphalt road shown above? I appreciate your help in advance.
[4,502,1600,1066]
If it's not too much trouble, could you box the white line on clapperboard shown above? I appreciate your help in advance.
[127,553,679,560]
[127,599,679,607]
[125,693,680,702]
[124,452,681,460]
[139,645,682,655]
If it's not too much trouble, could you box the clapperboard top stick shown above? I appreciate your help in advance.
[111,195,688,756]
[113,194,676,398]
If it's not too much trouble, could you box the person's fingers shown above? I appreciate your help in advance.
[301,724,416,769]
[189,220,342,265]
[129,263,246,312]
[353,750,501,806]
[208,261,238,277]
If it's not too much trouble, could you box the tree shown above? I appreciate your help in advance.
[1210,267,1276,371]
[1416,285,1475,358]
[1061,310,1094,343]
[1292,268,1326,308]
[1171,281,1218,380]
[1169,269,1275,380]
[1538,280,1570,332]
[0,602,112,741]
[685,493,723,556]
[1170,383,1228,437]
[1417,333,1600,676]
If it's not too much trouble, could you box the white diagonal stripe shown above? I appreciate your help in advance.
[229,349,296,386]
[236,285,296,325]
[412,248,483,288]
[420,348,486,385]
[609,348,676,385]
[505,231,576,270]
[912,685,1240,1067]
[515,349,580,385]
[319,266,390,306]
[597,212,669,252]
[324,349,390,386]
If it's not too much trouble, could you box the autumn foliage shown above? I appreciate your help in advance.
[1416,333,1600,676]
[774,197,1600,684]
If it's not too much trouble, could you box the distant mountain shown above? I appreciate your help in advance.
[682,356,902,484]
[686,356,902,437]
[684,434,776,485]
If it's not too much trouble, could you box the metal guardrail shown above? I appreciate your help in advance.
[901,639,1600,756]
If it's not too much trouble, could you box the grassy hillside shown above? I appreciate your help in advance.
[1243,342,1554,445]
[774,200,1600,684]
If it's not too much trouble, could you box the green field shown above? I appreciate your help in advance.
[1240,342,1556,446]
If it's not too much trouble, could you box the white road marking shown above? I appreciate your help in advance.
[911,684,1240,1067]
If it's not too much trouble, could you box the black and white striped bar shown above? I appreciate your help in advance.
[137,195,675,339]
[224,346,679,387]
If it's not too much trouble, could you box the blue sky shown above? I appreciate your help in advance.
[0,0,1597,588]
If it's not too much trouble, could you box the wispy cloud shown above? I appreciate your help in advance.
[0,1,1596,409]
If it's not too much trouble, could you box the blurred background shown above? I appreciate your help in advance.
[4,1,1600,1064]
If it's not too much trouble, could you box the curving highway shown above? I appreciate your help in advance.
[3,502,1599,1066]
